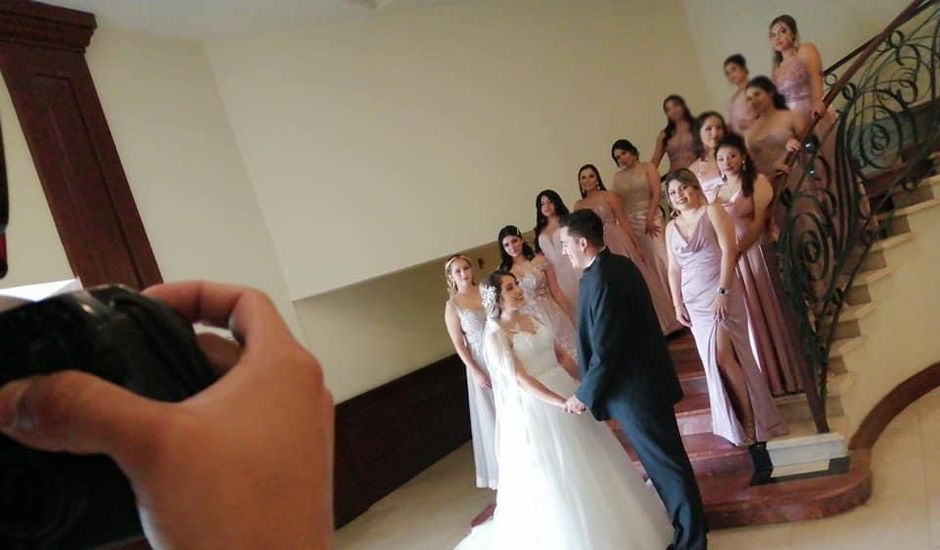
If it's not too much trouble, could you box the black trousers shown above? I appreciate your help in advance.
[607,398,708,550]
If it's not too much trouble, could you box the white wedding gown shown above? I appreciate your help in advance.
[455,319,672,550]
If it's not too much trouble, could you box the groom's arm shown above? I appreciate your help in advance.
[575,282,629,409]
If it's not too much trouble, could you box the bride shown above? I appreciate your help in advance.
[455,271,672,550]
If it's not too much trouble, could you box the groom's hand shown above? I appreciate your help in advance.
[564,395,587,414]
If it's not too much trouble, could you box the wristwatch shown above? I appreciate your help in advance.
[716,287,729,295]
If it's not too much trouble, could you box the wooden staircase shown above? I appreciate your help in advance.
[604,156,940,529]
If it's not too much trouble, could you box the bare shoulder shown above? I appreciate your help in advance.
[799,42,822,61]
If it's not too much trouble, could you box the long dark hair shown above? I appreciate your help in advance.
[770,14,800,67]
[691,111,726,161]
[610,138,639,167]
[497,225,534,271]
[661,94,695,148]
[577,164,607,198]
[716,133,757,197]
[746,76,788,110]
[533,190,570,253]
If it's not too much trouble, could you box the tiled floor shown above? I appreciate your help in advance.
[336,387,940,549]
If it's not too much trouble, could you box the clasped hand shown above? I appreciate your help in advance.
[563,395,587,414]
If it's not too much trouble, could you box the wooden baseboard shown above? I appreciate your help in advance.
[333,354,470,527]
[849,360,940,449]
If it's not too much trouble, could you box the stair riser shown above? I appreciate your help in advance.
[680,376,709,395]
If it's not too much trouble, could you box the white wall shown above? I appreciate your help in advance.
[681,0,911,111]
[0,80,73,288]
[840,192,940,437]
[206,0,713,299]
[83,28,302,336]
[296,241,501,402]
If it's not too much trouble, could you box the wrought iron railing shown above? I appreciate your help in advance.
[772,0,940,432]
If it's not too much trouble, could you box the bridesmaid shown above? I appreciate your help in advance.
[665,170,787,446]
[769,15,827,124]
[724,54,757,135]
[576,164,681,334]
[715,134,804,396]
[609,140,674,298]
[687,111,728,203]
[443,255,499,488]
[650,95,697,173]
[497,225,578,358]
[534,190,581,309]
[745,76,806,183]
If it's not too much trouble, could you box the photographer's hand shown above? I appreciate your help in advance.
[0,281,334,550]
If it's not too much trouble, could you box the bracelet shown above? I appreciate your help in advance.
[716,287,729,295]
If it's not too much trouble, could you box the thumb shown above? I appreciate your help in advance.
[0,371,165,464]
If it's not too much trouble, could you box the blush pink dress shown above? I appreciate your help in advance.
[720,185,805,395]
[667,213,788,444]
[579,193,681,334]
[664,127,697,172]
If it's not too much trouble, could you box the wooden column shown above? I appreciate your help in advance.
[0,0,160,288]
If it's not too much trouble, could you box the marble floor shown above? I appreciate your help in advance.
[336,387,940,549]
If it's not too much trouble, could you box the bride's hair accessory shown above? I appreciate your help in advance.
[480,270,516,319]
[480,284,498,312]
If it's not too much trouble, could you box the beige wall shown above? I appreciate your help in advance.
[83,28,302,336]
[299,242,502,403]
[681,0,911,111]
[206,0,712,299]
[0,81,73,288]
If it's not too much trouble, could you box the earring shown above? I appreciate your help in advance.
[742,159,748,171]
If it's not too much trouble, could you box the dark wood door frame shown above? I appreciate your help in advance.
[0,0,160,289]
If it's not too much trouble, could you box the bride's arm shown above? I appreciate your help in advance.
[488,331,566,407]
[554,340,581,381]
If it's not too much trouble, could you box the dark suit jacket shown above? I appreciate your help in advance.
[575,249,683,421]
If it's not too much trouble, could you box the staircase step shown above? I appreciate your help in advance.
[675,393,713,436]
[837,302,877,322]
[701,450,871,528]
[828,337,863,361]
[869,232,915,252]
[876,197,940,221]
[679,371,709,396]
[852,266,891,285]
[774,373,852,422]
[608,426,752,478]
[845,267,891,304]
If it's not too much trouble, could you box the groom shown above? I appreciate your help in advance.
[559,209,707,550]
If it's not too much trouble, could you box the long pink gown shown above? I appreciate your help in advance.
[720,187,805,396]
[516,256,578,360]
[667,213,788,444]
[579,194,681,334]
[664,128,697,172]
[688,157,724,203]
[538,231,580,309]
[610,165,672,291]
[746,122,795,183]
[729,89,756,135]
[454,304,499,488]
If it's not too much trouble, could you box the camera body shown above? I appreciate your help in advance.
[0,285,215,549]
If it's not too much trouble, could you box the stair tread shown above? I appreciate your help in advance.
[837,302,877,322]
[851,267,891,286]
[876,197,940,220]
[675,393,711,416]
[829,337,864,359]
[869,232,915,251]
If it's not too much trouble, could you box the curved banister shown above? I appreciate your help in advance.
[769,0,940,432]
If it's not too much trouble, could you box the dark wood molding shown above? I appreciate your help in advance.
[334,354,471,527]
[849,361,940,450]
[0,1,161,288]
[0,1,95,52]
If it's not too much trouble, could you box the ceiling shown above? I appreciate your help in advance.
[43,0,466,40]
